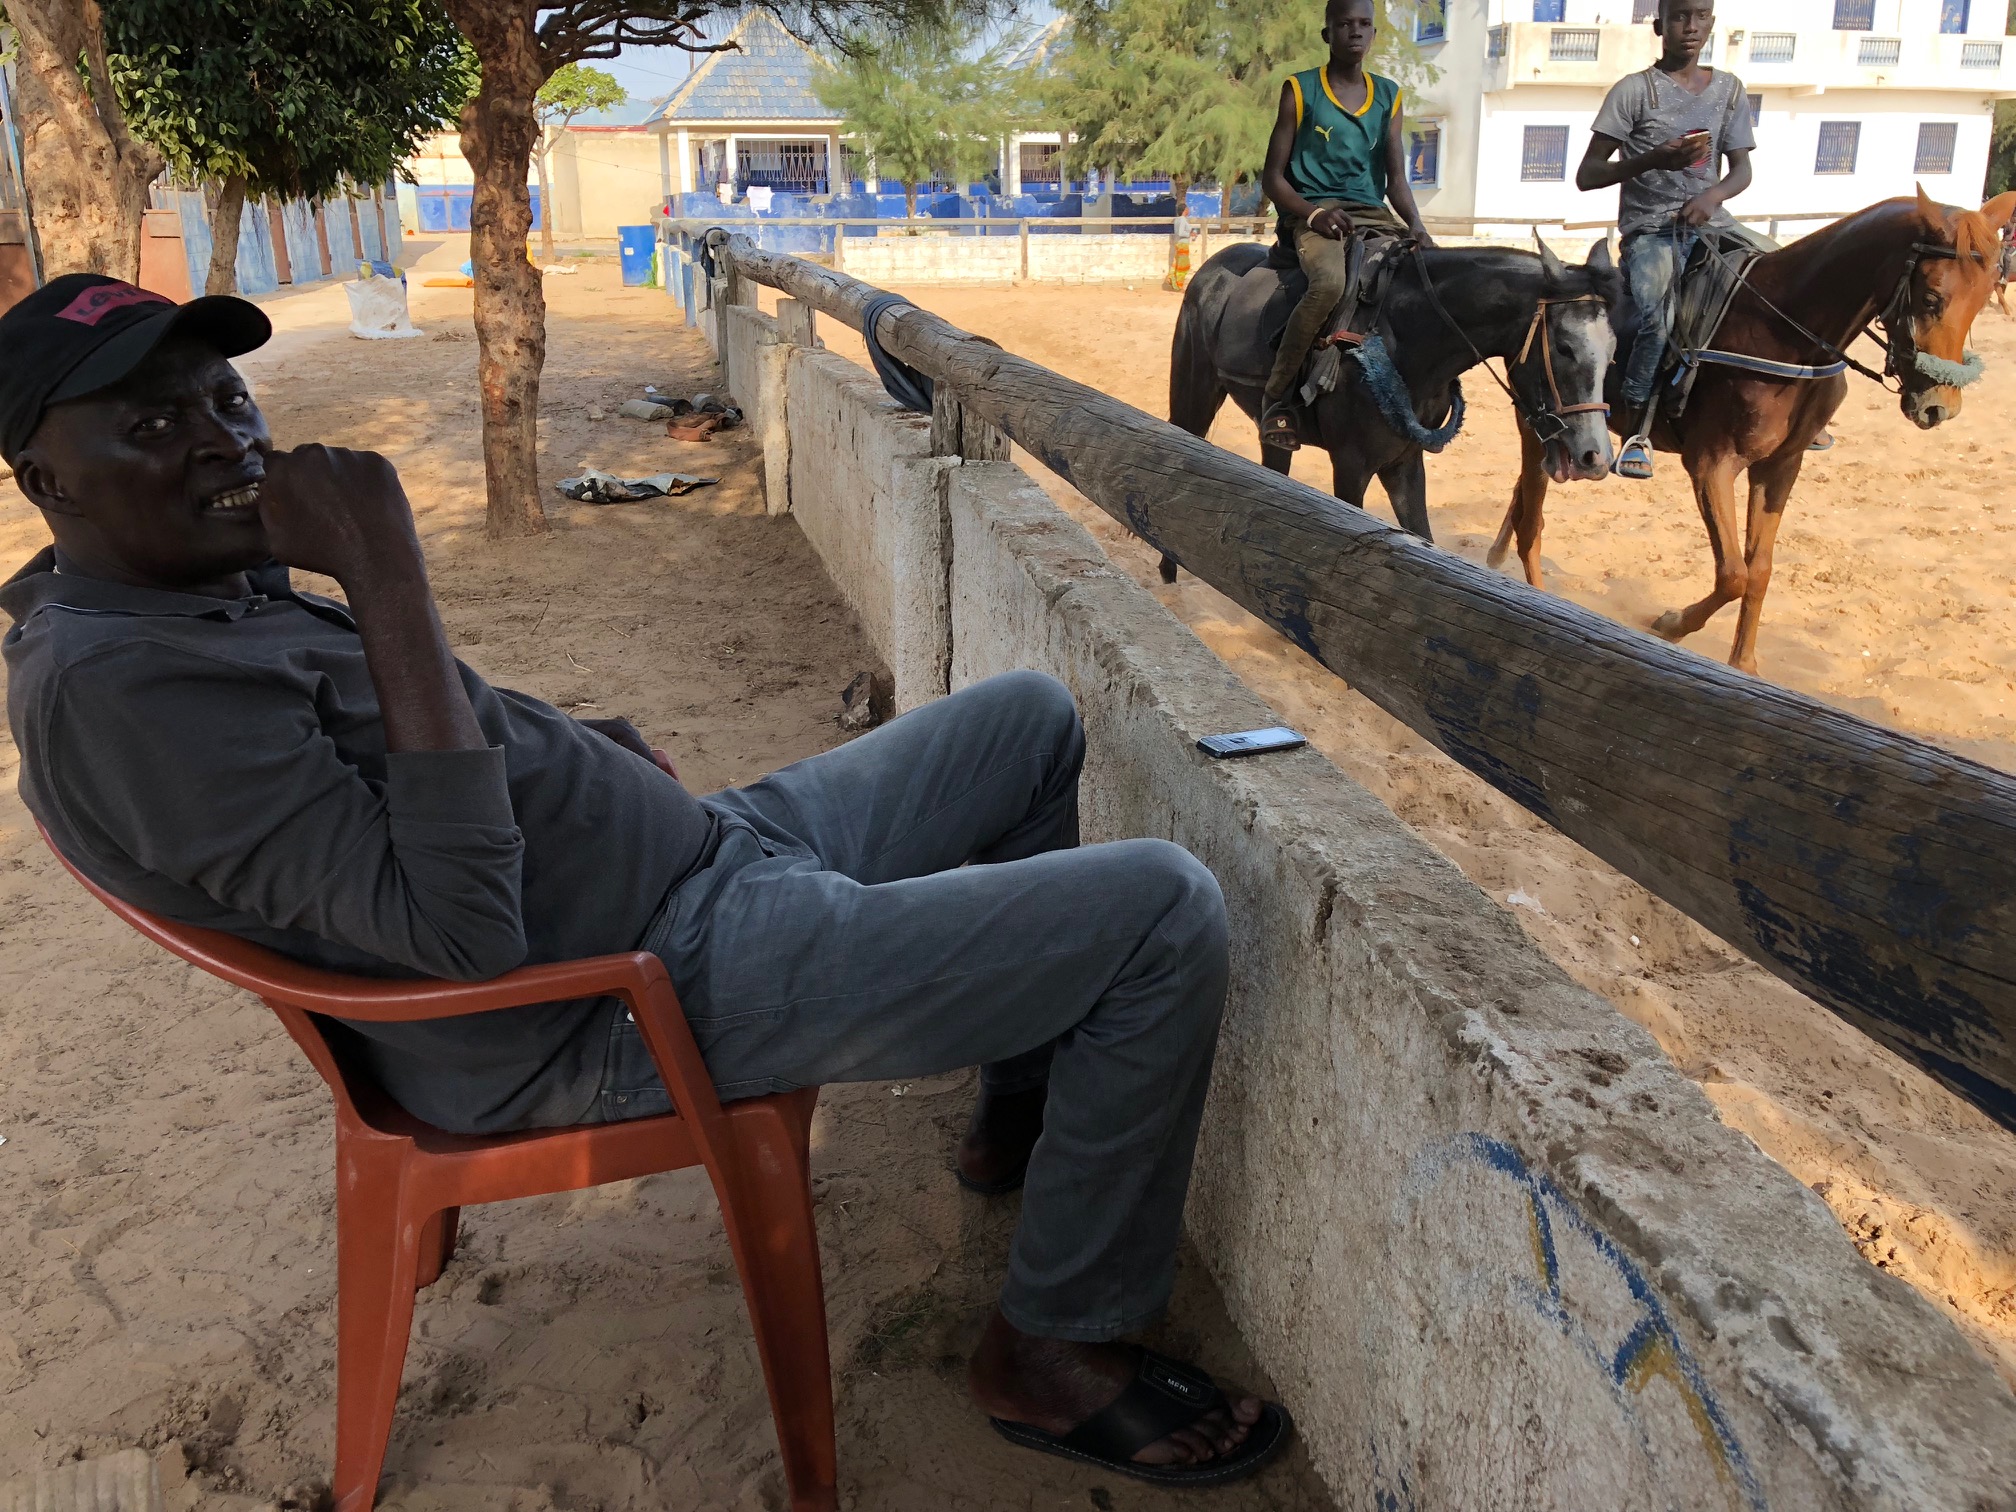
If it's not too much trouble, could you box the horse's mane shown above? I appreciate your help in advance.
[1953,206,1997,264]
[1771,193,2001,268]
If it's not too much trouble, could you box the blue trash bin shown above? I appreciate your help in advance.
[618,225,654,286]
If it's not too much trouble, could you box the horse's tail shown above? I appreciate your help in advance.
[1169,281,1226,439]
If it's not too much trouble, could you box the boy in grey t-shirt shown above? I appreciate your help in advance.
[1576,0,1754,479]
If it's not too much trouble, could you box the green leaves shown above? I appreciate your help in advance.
[813,15,1032,198]
[1045,0,1438,196]
[537,62,627,127]
[103,0,475,201]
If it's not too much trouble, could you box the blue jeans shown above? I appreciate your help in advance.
[1621,227,1698,410]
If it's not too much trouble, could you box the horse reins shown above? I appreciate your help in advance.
[1726,241,1967,393]
[1409,246,1608,446]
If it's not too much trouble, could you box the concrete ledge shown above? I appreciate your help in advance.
[782,347,948,712]
[940,461,2016,1511]
[721,303,791,515]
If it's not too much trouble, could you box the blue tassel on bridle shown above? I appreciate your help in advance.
[1913,348,1986,388]
[1349,333,1465,452]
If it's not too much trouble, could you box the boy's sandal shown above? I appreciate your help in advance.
[990,1347,1294,1488]
[1807,430,1835,452]
[1614,434,1655,480]
[1259,404,1301,451]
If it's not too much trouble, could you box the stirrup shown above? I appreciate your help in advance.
[1614,434,1654,480]
[1260,402,1301,451]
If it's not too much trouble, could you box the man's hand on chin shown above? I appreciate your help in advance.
[258,444,425,592]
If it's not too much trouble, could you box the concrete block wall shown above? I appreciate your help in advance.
[721,306,2016,1512]
[722,304,792,516]
[773,334,949,713]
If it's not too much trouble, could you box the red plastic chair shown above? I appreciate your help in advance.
[39,824,837,1512]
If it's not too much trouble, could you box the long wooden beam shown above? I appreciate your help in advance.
[717,231,2016,1133]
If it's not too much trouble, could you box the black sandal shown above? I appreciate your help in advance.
[1259,403,1301,451]
[990,1347,1293,1488]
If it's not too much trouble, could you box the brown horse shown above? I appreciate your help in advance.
[1491,188,2016,673]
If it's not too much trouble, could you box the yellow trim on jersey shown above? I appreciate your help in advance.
[1288,74,1305,127]
[1317,67,1380,119]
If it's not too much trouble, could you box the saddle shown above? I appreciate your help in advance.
[1258,224,1413,399]
[1638,226,1774,424]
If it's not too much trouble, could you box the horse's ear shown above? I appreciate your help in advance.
[1981,190,2016,231]
[1915,182,1948,232]
[1536,235,1568,286]
[1586,235,1615,274]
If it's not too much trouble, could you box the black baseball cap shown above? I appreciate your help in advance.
[0,273,271,464]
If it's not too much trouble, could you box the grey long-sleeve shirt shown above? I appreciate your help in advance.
[2,548,717,1132]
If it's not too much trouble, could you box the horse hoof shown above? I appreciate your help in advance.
[1158,555,1179,585]
[1651,610,1686,640]
[1485,543,1509,569]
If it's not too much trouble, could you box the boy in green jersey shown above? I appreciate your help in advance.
[1258,0,1433,448]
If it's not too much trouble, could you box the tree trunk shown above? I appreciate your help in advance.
[442,0,550,539]
[1171,174,1191,214]
[206,175,247,295]
[8,0,163,280]
[904,181,917,220]
[535,127,555,265]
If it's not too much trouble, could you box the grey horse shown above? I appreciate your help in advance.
[1164,237,1620,579]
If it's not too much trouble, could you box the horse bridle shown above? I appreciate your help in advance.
[1410,246,1609,447]
[1735,240,1970,393]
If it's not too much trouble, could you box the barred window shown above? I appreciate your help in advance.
[1814,121,1861,176]
[1522,126,1571,182]
[1832,0,1875,30]
[1914,122,1958,175]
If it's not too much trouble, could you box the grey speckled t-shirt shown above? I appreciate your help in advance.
[1592,66,1755,239]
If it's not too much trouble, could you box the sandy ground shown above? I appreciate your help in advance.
[796,275,2016,1391]
[0,246,1337,1510]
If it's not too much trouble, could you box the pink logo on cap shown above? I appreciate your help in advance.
[55,282,172,327]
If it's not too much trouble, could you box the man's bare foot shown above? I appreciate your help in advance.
[967,1309,1262,1466]
[955,1084,1047,1193]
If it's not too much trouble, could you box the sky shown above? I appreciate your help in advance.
[588,2,1061,111]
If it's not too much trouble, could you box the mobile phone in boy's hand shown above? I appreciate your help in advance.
[1680,129,1713,166]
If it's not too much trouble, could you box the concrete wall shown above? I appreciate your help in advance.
[840,231,1178,286]
[551,129,667,239]
[769,315,949,713]
[720,296,2016,1512]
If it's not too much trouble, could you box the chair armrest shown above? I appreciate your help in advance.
[41,820,733,1131]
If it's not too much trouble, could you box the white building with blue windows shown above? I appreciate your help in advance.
[1406,0,2016,235]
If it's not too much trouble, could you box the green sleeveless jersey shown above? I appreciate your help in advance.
[1285,67,1401,206]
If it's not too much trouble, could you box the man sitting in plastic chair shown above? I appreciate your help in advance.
[0,275,1292,1490]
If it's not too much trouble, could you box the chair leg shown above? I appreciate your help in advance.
[715,1101,838,1512]
[332,1141,427,1512]
[414,1206,460,1289]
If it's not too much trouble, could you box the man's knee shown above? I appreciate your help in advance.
[973,668,1080,745]
[1125,839,1229,990]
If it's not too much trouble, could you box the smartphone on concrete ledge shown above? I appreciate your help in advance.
[1197,727,1307,759]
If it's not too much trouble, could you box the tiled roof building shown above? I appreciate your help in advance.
[646,12,845,196]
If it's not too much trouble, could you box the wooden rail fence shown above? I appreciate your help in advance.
[702,228,2016,1135]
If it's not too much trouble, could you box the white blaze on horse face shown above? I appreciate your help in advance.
[1552,305,1617,481]
[1903,210,2000,427]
